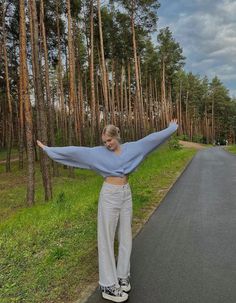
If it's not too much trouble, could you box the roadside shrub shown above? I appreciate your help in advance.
[192,134,204,143]
[177,134,190,141]
[168,135,182,150]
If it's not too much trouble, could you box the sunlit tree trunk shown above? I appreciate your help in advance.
[89,0,96,144]
[111,59,116,125]
[127,62,134,140]
[72,18,81,143]
[66,0,77,146]
[120,64,124,130]
[40,0,58,177]
[131,0,141,137]
[97,0,108,125]
[161,59,168,128]
[138,55,145,135]
[56,0,67,146]
[29,0,52,201]
[19,0,35,205]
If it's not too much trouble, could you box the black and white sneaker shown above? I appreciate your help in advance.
[118,276,131,292]
[100,284,128,302]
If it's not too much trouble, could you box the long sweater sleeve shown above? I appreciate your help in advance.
[134,122,178,157]
[41,122,178,177]
[42,145,93,169]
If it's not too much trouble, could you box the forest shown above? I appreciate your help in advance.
[1,0,236,204]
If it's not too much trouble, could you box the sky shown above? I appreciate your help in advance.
[156,0,236,97]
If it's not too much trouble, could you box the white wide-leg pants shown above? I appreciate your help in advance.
[97,181,133,287]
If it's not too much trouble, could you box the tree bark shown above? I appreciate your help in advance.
[89,0,96,144]
[131,0,141,138]
[97,0,108,125]
[19,0,35,205]
[29,0,52,201]
[40,0,58,177]
[2,4,12,172]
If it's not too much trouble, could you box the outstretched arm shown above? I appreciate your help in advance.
[134,118,178,157]
[37,140,93,169]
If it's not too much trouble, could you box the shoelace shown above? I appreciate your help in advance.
[107,284,123,296]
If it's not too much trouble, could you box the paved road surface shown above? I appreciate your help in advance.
[85,147,236,303]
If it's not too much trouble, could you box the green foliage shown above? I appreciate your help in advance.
[192,134,204,143]
[177,134,190,141]
[53,191,71,214]
[113,0,160,33]
[168,135,182,150]
[157,27,185,77]
[209,76,233,140]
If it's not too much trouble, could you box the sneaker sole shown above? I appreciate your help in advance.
[102,292,128,302]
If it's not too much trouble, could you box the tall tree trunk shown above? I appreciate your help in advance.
[66,0,76,146]
[185,90,189,137]
[123,65,128,132]
[77,59,85,145]
[89,0,96,144]
[138,55,145,135]
[56,0,67,146]
[179,80,182,134]
[211,96,215,143]
[29,0,52,201]
[167,81,172,119]
[127,62,134,140]
[19,0,35,205]
[115,61,120,126]
[111,59,116,125]
[18,76,24,170]
[131,1,141,138]
[2,5,12,172]
[97,0,108,125]
[95,72,101,141]
[161,59,169,128]
[40,0,58,177]
[120,64,124,131]
[72,18,81,143]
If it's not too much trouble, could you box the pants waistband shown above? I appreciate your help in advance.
[103,181,130,189]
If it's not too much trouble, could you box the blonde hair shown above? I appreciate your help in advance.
[102,124,121,142]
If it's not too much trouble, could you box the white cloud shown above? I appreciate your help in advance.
[217,0,236,21]
[158,0,236,96]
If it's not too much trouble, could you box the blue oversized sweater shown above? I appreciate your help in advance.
[42,122,178,177]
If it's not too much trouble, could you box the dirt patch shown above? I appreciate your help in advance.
[0,158,18,164]
[179,140,208,150]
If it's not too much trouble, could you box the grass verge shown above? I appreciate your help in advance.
[225,145,236,154]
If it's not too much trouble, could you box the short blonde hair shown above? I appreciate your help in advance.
[102,124,121,142]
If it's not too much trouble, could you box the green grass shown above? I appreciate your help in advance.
[0,144,197,303]
[225,145,236,154]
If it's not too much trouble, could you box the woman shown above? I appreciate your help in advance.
[37,118,178,302]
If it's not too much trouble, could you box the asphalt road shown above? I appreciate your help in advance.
[84,147,236,303]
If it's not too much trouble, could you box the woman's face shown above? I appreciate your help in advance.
[102,134,119,151]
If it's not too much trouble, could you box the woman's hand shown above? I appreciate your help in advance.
[169,118,178,125]
[37,140,46,149]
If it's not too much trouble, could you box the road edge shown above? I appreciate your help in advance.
[131,150,197,241]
